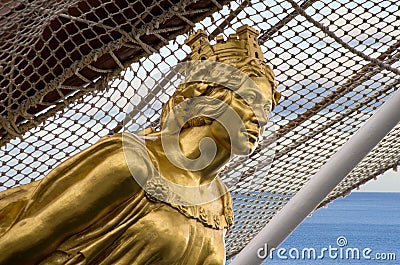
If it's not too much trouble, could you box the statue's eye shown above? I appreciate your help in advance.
[263,102,272,113]
[244,94,256,104]
[230,74,241,82]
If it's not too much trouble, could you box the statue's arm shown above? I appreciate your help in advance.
[0,136,144,265]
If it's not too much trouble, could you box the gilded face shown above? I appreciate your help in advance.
[210,75,274,156]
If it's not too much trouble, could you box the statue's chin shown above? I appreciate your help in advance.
[231,142,257,156]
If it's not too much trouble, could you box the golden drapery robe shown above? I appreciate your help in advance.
[0,134,233,265]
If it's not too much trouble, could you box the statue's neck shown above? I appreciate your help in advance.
[144,125,231,186]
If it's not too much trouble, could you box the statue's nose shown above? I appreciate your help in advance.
[253,104,269,128]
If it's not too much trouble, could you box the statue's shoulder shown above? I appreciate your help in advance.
[93,131,156,170]
[93,132,148,154]
[95,132,141,145]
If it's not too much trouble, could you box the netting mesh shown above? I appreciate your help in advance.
[1,0,399,260]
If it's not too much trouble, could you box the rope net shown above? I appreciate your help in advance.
[1,0,399,260]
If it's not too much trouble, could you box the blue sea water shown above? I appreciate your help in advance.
[232,192,400,264]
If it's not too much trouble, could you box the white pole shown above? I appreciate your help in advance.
[230,88,400,265]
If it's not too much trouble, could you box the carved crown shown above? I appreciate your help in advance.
[184,25,281,108]
[185,25,264,63]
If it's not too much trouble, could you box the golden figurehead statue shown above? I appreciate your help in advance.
[0,25,280,265]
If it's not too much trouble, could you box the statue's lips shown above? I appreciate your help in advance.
[240,127,259,143]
